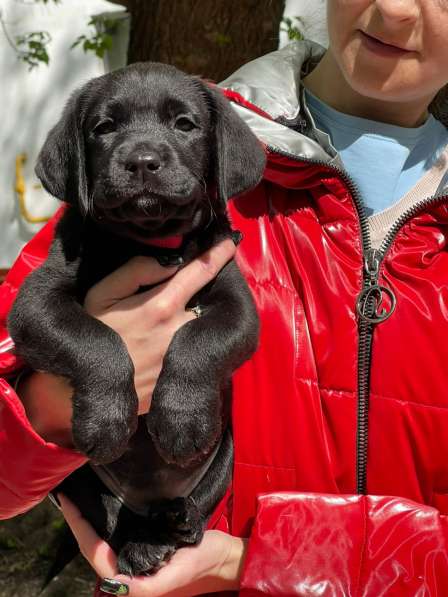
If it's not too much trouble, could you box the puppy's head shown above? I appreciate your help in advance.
[36,62,266,243]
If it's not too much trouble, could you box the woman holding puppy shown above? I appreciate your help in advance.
[2,0,448,594]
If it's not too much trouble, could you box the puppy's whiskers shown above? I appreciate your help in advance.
[87,192,95,217]
[192,173,216,230]
[204,196,217,230]
[196,174,207,193]
[80,192,94,220]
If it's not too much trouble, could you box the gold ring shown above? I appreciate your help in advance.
[189,305,202,318]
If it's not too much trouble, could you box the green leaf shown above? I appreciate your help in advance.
[70,35,85,49]
[70,16,116,59]
[14,29,51,70]
[280,16,304,41]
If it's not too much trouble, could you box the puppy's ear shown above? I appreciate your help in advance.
[35,89,88,213]
[202,83,266,202]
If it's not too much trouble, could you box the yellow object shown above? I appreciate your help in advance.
[15,153,52,224]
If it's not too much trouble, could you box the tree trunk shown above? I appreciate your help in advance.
[127,0,285,82]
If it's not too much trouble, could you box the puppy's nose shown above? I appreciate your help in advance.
[125,151,162,182]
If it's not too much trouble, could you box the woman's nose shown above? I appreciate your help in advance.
[374,0,420,26]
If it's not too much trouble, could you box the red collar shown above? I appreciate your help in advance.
[141,235,183,249]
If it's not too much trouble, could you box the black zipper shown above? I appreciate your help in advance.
[355,192,448,492]
[267,145,447,494]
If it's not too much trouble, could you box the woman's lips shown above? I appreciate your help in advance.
[359,30,413,57]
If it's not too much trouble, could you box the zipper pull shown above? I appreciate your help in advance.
[356,248,396,324]
[364,248,381,282]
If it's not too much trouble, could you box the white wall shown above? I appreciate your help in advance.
[279,0,328,48]
[0,0,128,268]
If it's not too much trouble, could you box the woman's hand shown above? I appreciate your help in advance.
[83,239,236,415]
[18,239,236,442]
[58,494,247,596]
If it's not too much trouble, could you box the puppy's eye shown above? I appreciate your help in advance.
[174,117,196,132]
[92,118,116,135]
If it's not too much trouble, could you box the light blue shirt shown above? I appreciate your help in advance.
[304,88,448,215]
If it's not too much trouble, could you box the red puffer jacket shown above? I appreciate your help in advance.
[3,40,448,595]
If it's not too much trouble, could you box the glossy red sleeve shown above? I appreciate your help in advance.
[240,492,448,596]
[0,211,86,519]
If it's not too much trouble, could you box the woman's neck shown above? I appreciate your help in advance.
[303,50,431,128]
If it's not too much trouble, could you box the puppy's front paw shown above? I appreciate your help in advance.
[72,385,138,464]
[150,497,204,545]
[146,381,221,467]
[118,540,175,576]
[117,498,203,576]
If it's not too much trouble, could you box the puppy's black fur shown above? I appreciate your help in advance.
[8,63,265,575]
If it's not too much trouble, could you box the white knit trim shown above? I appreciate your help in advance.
[368,146,448,248]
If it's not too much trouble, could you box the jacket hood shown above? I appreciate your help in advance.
[220,40,342,167]
[219,40,341,166]
[221,39,323,122]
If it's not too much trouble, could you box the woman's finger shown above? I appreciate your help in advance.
[155,239,236,310]
[58,494,118,579]
[85,256,178,311]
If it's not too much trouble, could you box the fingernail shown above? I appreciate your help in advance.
[231,230,243,246]
[155,254,184,267]
[100,578,129,595]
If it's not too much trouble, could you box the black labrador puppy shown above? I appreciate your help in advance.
[8,62,265,575]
